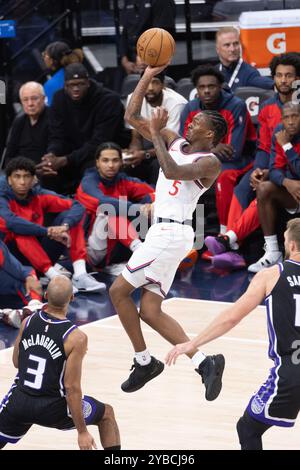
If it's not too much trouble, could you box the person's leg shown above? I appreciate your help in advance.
[97,404,121,450]
[139,289,194,350]
[13,234,54,274]
[139,288,225,401]
[236,410,271,450]
[215,164,253,233]
[109,277,165,393]
[248,182,297,272]
[109,275,146,352]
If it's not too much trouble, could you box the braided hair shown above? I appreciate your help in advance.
[202,110,228,146]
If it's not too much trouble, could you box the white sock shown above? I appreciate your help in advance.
[220,224,227,235]
[191,351,206,368]
[73,259,87,278]
[45,266,60,279]
[226,230,239,250]
[135,349,151,366]
[130,239,142,252]
[264,235,279,252]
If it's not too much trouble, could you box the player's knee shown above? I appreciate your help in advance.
[256,181,276,202]
[236,413,264,450]
[102,403,116,423]
[139,308,159,325]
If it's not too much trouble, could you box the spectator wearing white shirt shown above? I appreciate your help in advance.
[124,71,187,185]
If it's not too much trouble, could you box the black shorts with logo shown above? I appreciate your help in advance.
[0,386,105,444]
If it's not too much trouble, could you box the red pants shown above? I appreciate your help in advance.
[6,222,86,274]
[226,196,259,242]
[215,163,253,226]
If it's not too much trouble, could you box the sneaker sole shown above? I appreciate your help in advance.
[121,361,165,393]
[205,355,225,401]
[212,258,246,271]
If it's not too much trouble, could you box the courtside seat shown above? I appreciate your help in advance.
[234,86,275,125]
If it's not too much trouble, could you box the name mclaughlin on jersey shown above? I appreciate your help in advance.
[22,335,63,360]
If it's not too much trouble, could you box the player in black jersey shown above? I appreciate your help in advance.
[0,276,121,450]
[166,218,300,450]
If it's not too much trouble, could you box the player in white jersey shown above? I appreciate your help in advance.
[110,64,228,398]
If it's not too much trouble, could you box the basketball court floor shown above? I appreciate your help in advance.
[1,260,299,450]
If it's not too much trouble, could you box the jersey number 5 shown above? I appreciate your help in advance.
[24,354,46,390]
[169,180,182,196]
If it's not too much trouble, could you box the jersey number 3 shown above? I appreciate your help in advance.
[169,180,182,196]
[24,354,46,390]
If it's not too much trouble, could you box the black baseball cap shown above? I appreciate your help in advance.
[65,63,89,81]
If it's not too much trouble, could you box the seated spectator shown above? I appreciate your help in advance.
[188,26,274,100]
[180,65,256,235]
[36,63,130,195]
[0,157,105,293]
[42,41,84,106]
[248,102,300,272]
[76,142,154,268]
[215,26,274,91]
[124,70,187,185]
[204,52,300,269]
[0,238,42,310]
[4,82,49,167]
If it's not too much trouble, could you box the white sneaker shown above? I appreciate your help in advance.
[248,251,282,273]
[53,263,72,278]
[0,309,22,328]
[72,273,106,293]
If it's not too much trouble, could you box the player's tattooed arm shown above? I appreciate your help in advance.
[150,108,221,185]
[125,65,177,144]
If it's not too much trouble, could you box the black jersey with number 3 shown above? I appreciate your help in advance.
[266,260,300,359]
[17,309,77,397]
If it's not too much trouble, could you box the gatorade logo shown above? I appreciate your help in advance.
[266,32,286,54]
[245,96,259,116]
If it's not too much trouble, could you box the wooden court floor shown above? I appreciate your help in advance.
[1,298,299,450]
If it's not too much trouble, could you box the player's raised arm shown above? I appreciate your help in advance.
[125,65,177,146]
[165,268,271,365]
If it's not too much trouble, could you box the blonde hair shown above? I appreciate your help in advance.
[60,48,84,67]
[216,26,240,41]
[287,218,300,250]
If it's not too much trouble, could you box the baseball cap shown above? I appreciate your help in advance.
[65,63,89,81]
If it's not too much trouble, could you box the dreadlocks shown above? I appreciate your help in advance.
[202,110,228,146]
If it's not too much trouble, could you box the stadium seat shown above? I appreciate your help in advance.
[176,77,194,100]
[234,86,275,125]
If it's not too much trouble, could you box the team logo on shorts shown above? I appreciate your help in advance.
[82,399,92,418]
[251,395,265,414]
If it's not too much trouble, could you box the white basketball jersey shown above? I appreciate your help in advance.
[154,137,214,222]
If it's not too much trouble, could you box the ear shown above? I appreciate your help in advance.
[207,129,215,140]
[7,176,12,186]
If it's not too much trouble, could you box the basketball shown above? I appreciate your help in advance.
[136,28,176,67]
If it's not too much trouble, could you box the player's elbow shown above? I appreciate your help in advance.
[65,383,82,396]
[210,156,222,178]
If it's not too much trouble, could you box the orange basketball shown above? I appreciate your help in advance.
[136,28,175,67]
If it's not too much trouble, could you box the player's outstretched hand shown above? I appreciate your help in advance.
[150,106,169,133]
[78,431,97,450]
[165,340,195,366]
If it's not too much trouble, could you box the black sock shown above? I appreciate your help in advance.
[104,445,121,450]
